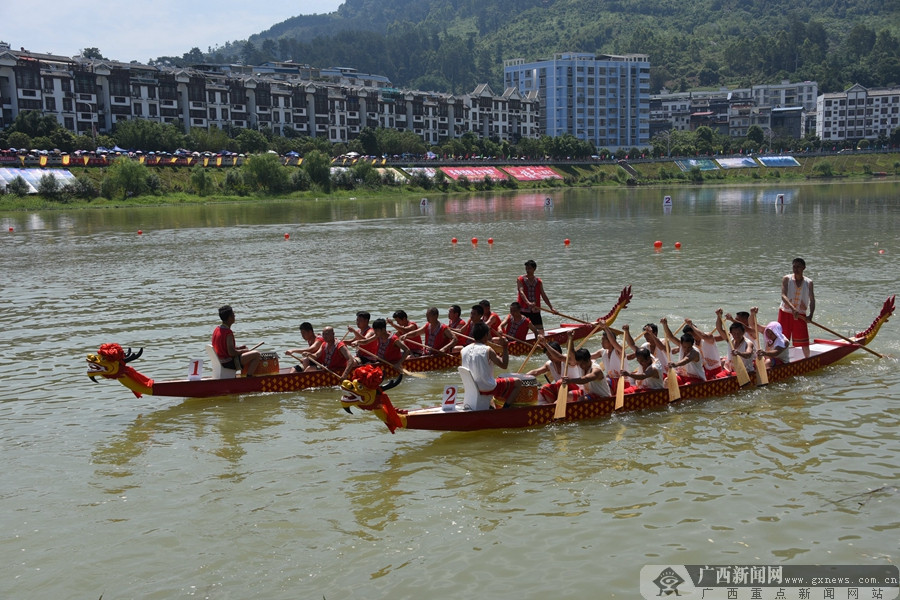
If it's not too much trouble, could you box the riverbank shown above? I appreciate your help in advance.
[1,152,897,212]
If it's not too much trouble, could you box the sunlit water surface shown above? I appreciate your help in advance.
[1,181,898,598]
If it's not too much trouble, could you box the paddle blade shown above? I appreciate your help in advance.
[553,382,567,419]
[614,376,625,410]
[755,357,769,386]
[667,367,681,402]
[734,356,751,387]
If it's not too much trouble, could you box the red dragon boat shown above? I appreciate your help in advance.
[85,287,632,399]
[340,296,894,433]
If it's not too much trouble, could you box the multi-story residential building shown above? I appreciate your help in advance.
[504,52,651,149]
[0,45,540,146]
[650,81,816,139]
[816,84,900,143]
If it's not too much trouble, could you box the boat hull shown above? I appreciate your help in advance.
[394,339,861,432]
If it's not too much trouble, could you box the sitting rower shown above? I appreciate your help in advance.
[528,336,582,404]
[303,326,357,378]
[452,304,487,352]
[388,310,422,355]
[357,318,411,372]
[562,348,611,402]
[683,318,725,380]
[590,320,625,390]
[286,321,325,372]
[622,348,665,393]
[447,304,467,334]
[719,321,756,376]
[348,310,375,344]
[480,299,503,332]
[667,332,706,385]
[402,307,457,355]
[758,321,791,367]
[460,322,521,409]
[501,301,540,342]
[622,323,669,370]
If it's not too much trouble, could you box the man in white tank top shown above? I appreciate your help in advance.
[778,257,815,358]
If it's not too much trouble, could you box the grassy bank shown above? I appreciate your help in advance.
[2,153,898,212]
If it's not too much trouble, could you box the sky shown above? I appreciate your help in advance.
[1,1,346,63]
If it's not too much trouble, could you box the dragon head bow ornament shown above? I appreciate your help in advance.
[87,343,153,397]
[340,364,404,433]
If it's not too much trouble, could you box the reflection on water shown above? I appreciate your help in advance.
[1,181,899,598]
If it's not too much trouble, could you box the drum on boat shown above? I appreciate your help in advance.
[498,372,539,405]
[257,351,280,375]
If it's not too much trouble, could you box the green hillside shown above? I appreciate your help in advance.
[171,0,900,94]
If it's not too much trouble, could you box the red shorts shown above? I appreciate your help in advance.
[570,388,603,402]
[482,377,518,401]
[705,366,725,380]
[538,381,577,403]
[778,309,810,347]
[675,374,704,386]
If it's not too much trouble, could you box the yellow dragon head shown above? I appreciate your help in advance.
[87,343,153,397]
[340,364,405,433]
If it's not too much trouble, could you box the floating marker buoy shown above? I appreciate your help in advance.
[471,237,478,245]
[675,241,682,249]
[284,233,290,240]
[879,249,886,254]
[137,230,143,235]
[654,240,663,249]
[8,227,13,232]
[564,239,570,246]
[488,238,493,245]
[451,238,458,244]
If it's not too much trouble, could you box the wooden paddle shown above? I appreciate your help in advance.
[751,312,769,386]
[286,351,344,381]
[808,320,884,358]
[549,309,623,335]
[516,338,542,374]
[614,331,626,410]
[554,334,574,419]
[248,341,264,351]
[357,345,424,378]
[454,330,504,354]
[404,338,450,356]
[724,328,752,387]
[666,343,680,402]
[575,320,605,351]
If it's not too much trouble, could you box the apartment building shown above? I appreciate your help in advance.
[0,45,540,145]
[816,84,900,143]
[650,81,816,139]
[504,52,651,150]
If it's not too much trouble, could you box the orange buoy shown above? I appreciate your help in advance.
[8,227,13,232]
[451,237,458,244]
[488,238,494,245]
[653,240,663,249]
[564,239,570,246]
[471,237,478,245]
[137,230,143,235]
[674,241,682,249]
[879,249,886,254]
[284,233,290,240]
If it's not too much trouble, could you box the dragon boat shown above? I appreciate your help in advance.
[340,296,894,433]
[85,287,632,399]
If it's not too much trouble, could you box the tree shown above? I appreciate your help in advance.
[241,153,288,192]
[37,174,62,201]
[81,47,106,59]
[302,150,332,191]
[190,165,215,196]
[747,125,765,145]
[7,131,31,150]
[236,129,269,154]
[103,157,151,198]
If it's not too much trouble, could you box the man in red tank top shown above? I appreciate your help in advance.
[516,259,554,334]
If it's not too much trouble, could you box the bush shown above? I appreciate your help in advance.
[6,175,29,196]
[190,165,214,196]
[64,177,98,200]
[224,169,248,195]
[814,162,834,177]
[290,168,311,191]
[242,153,288,193]
[103,157,151,198]
[37,174,62,200]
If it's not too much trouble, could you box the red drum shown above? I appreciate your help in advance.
[499,373,539,405]
[257,351,280,375]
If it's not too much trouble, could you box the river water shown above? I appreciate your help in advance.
[1,181,898,599]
